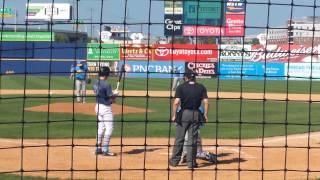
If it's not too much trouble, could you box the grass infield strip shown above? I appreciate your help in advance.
[0,96,319,139]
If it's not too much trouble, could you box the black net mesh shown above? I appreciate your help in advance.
[1,0,320,179]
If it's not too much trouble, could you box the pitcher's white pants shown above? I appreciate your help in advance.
[95,104,113,152]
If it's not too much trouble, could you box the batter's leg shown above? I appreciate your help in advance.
[96,114,105,154]
[101,107,115,156]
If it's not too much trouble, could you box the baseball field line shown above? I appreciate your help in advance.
[1,89,320,101]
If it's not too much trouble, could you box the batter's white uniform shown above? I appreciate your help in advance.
[95,104,113,152]
[93,79,115,154]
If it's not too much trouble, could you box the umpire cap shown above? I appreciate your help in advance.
[184,69,197,79]
[98,67,110,77]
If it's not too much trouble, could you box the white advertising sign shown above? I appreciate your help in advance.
[220,45,252,61]
[26,3,71,21]
[285,63,320,80]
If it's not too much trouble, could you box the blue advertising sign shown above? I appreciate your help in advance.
[225,0,245,14]
[219,62,285,80]
[118,60,185,78]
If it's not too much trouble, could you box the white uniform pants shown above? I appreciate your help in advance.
[95,104,113,152]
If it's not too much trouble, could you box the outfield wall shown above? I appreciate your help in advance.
[1,42,86,60]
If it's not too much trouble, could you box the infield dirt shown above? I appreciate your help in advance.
[0,134,320,180]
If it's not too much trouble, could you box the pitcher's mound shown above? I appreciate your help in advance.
[25,102,151,115]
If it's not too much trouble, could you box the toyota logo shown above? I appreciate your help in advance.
[155,47,169,56]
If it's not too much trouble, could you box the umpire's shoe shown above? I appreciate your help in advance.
[187,162,198,169]
[169,159,179,167]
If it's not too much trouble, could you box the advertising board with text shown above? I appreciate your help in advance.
[285,63,320,80]
[219,62,285,80]
[120,45,152,60]
[26,3,71,21]
[87,61,110,73]
[153,44,218,62]
[183,26,225,36]
[164,1,183,14]
[185,62,217,77]
[249,44,320,62]
[119,60,185,78]
[87,43,120,61]
[225,0,245,14]
[225,14,245,36]
[0,32,54,41]
[220,44,252,61]
[183,0,223,26]
[183,14,244,37]
[164,14,183,36]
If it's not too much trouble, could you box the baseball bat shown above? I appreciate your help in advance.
[115,64,125,91]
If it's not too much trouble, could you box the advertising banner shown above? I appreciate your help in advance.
[183,0,222,26]
[164,14,183,36]
[119,60,185,78]
[185,62,217,77]
[0,8,14,18]
[249,44,320,62]
[26,3,71,21]
[220,44,252,61]
[219,62,285,80]
[0,32,54,41]
[120,44,152,60]
[225,14,245,36]
[183,26,225,36]
[164,1,183,14]
[225,0,245,14]
[153,44,218,62]
[87,43,120,61]
[285,63,320,80]
[87,61,110,73]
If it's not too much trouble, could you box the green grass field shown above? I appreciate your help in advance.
[2,75,320,93]
[0,95,319,139]
[1,75,320,139]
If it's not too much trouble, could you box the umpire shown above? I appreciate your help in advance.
[169,69,209,169]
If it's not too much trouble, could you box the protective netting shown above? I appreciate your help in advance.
[1,0,320,179]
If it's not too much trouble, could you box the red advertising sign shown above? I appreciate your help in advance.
[153,44,218,62]
[249,44,320,62]
[225,14,245,36]
[120,45,153,60]
[183,26,225,36]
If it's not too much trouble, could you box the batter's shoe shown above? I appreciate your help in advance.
[102,151,116,156]
[95,148,103,155]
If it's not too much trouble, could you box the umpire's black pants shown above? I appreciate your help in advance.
[171,109,200,167]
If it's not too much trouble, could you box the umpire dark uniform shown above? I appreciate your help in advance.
[169,69,209,168]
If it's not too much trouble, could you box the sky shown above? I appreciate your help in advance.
[1,0,320,38]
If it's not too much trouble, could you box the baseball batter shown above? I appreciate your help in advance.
[93,67,118,156]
